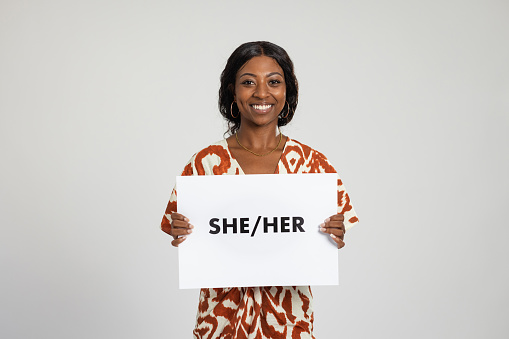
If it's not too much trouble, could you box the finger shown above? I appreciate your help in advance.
[171,213,189,222]
[171,236,187,247]
[171,227,193,237]
[320,225,345,240]
[329,224,345,238]
[323,215,345,227]
[172,219,193,228]
[327,214,345,222]
[323,219,346,234]
[325,220,345,229]
[320,220,345,231]
[320,217,345,239]
[330,234,345,249]
[329,228,345,239]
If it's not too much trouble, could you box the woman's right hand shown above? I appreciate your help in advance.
[168,212,194,247]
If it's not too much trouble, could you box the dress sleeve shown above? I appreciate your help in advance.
[160,155,196,231]
[336,174,359,230]
[310,147,359,230]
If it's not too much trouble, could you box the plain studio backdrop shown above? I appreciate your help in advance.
[1,0,508,338]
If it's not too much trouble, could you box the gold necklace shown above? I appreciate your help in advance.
[235,129,283,157]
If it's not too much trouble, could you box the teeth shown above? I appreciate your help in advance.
[252,104,272,110]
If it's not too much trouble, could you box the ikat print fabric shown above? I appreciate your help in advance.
[162,137,358,338]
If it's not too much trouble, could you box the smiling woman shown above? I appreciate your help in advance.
[161,41,359,338]
[233,56,286,131]
[219,41,298,137]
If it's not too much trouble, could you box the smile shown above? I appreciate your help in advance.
[251,104,273,111]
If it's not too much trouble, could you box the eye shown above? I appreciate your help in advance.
[241,80,255,85]
[269,79,282,85]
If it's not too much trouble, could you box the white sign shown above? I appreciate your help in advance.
[177,173,338,289]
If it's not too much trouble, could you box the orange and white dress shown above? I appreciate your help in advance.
[162,137,358,339]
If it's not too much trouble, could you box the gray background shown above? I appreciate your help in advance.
[1,0,508,338]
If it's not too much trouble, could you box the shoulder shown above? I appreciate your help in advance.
[283,137,336,173]
[285,137,329,158]
[193,139,230,158]
[183,140,236,176]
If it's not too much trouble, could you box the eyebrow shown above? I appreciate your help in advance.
[238,72,284,79]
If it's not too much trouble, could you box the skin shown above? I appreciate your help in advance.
[166,55,346,248]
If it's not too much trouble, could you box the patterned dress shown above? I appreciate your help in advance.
[161,137,359,339]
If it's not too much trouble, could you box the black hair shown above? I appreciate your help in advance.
[219,41,298,135]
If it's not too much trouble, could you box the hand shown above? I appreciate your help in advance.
[168,213,194,247]
[320,214,346,249]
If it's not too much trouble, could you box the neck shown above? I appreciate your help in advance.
[236,124,280,149]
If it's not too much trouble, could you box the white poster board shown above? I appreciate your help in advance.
[176,173,338,289]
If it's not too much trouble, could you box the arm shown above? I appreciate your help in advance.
[320,174,359,248]
[161,158,196,247]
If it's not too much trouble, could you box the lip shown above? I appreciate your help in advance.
[250,103,274,114]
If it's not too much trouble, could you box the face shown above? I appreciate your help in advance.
[234,56,286,129]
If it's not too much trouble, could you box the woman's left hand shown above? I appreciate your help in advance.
[320,214,346,249]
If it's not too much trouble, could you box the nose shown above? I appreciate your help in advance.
[253,82,269,98]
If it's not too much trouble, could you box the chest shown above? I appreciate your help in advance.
[231,151,282,174]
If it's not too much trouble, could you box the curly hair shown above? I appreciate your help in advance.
[219,41,299,136]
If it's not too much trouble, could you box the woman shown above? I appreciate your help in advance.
[161,41,359,338]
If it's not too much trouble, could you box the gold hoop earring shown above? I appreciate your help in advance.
[230,102,239,119]
[281,101,292,119]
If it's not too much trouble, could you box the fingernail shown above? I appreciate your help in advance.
[320,227,326,232]
[184,217,189,222]
[187,229,192,234]
[330,234,336,239]
[319,223,325,227]
[181,236,187,240]
[325,218,330,222]
[189,224,194,229]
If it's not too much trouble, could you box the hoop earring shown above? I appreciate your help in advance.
[281,101,292,119]
[230,102,239,119]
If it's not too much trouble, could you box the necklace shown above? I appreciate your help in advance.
[235,129,283,157]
